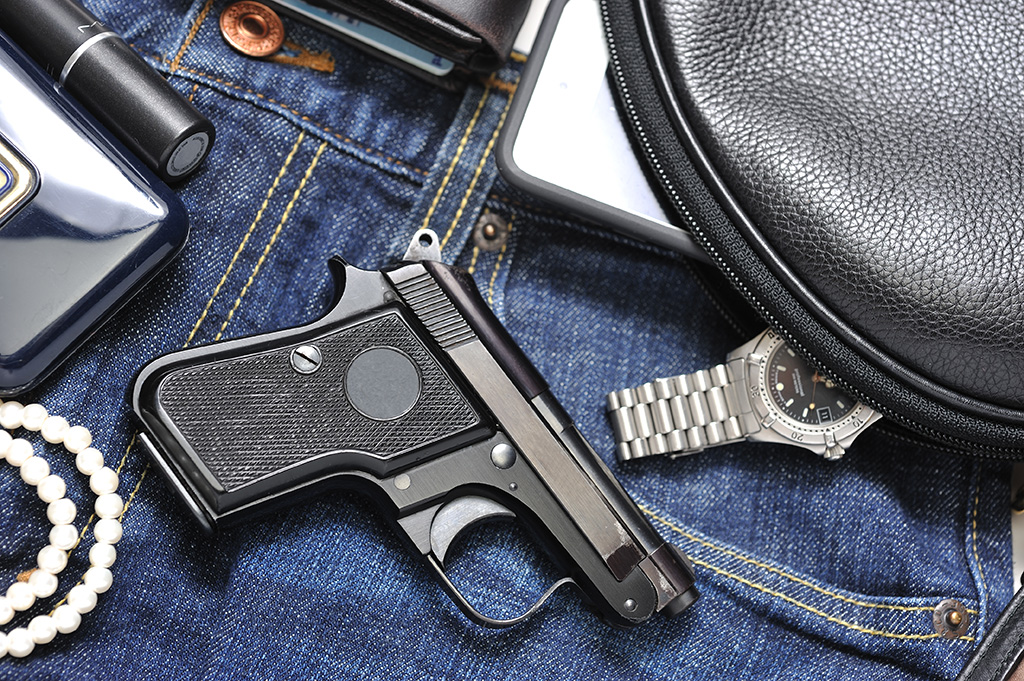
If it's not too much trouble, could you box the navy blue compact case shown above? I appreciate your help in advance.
[0,31,189,395]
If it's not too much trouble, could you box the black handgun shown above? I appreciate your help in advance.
[131,229,698,628]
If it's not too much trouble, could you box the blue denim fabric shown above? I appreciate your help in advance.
[0,0,1013,679]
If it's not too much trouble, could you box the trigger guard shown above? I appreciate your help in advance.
[429,496,516,566]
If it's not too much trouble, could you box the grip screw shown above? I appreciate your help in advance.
[290,345,323,374]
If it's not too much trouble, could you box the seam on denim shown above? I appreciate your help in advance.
[421,87,492,235]
[214,140,330,340]
[487,193,581,223]
[969,463,990,634]
[693,557,974,643]
[118,463,150,522]
[440,92,517,251]
[487,193,683,258]
[133,49,430,178]
[170,0,216,72]
[188,83,200,103]
[467,246,481,274]
[184,131,307,347]
[267,40,335,73]
[644,506,978,616]
[478,75,517,95]
[486,218,514,306]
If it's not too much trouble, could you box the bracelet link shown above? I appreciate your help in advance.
[608,358,757,461]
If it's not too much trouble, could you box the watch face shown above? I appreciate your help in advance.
[766,342,856,426]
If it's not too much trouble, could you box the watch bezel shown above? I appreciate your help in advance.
[743,330,878,454]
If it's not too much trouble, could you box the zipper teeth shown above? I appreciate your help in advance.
[599,0,1010,458]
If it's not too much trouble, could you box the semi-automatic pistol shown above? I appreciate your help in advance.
[132,229,698,628]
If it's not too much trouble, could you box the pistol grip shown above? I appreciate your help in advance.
[132,266,490,527]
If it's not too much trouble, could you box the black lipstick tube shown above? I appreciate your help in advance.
[0,0,215,182]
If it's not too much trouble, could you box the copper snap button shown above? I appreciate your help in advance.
[220,1,285,57]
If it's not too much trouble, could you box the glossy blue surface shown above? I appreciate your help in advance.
[0,31,188,393]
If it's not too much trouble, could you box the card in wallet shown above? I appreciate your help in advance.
[265,0,532,87]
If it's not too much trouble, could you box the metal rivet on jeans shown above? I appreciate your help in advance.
[472,212,509,252]
[220,1,286,57]
[933,599,970,639]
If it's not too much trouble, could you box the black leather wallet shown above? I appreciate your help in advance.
[269,0,531,86]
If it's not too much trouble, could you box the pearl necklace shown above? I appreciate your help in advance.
[0,400,121,658]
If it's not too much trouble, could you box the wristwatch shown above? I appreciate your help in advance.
[606,329,881,462]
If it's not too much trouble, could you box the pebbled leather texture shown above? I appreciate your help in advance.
[646,0,1024,409]
[312,0,530,72]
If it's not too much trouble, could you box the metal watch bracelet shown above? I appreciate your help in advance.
[606,359,760,462]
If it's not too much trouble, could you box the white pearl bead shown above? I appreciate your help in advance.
[0,631,6,658]
[94,493,124,519]
[51,602,80,634]
[66,585,97,614]
[6,582,35,611]
[0,430,11,459]
[19,456,50,485]
[0,401,24,430]
[28,615,56,644]
[76,446,104,475]
[37,545,68,574]
[46,497,77,526]
[89,543,117,568]
[6,627,34,658]
[90,467,119,495]
[20,403,48,431]
[0,597,13,625]
[63,425,92,453]
[83,566,113,593]
[28,569,58,598]
[37,474,67,503]
[6,438,33,466]
[40,415,69,444]
[52,604,81,634]
[48,523,78,551]
[94,518,123,545]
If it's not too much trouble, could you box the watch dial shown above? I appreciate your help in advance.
[767,343,856,426]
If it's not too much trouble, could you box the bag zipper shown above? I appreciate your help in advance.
[599,0,1018,459]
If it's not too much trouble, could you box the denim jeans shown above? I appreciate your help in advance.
[0,0,1013,679]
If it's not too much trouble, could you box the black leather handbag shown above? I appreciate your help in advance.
[600,1,1024,676]
[602,0,1024,457]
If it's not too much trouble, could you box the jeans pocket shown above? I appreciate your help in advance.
[451,193,1010,680]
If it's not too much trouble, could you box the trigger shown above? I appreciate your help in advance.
[429,496,515,566]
